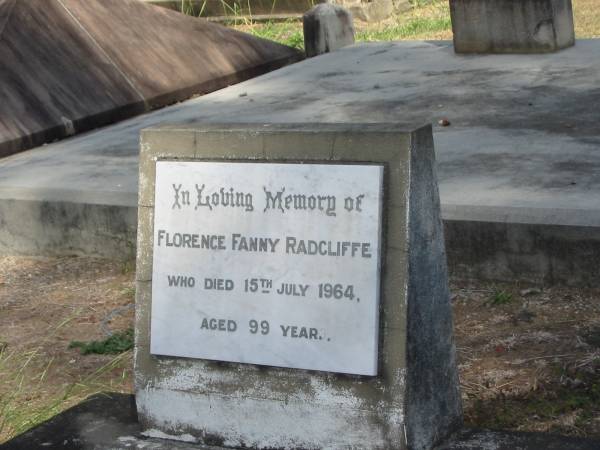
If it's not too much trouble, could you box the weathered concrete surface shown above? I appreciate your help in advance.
[0,40,599,285]
[135,123,462,449]
[303,3,355,57]
[2,393,599,449]
[0,0,302,158]
[450,0,575,53]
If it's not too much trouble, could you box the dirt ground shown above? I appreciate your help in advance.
[1,256,599,443]
[0,256,134,442]
[453,281,600,437]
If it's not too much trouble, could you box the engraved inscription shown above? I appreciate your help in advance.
[151,162,384,376]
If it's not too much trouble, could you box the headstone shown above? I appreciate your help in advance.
[303,3,355,57]
[450,0,575,53]
[135,123,463,449]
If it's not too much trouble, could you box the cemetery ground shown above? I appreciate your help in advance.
[0,256,599,443]
[231,0,600,48]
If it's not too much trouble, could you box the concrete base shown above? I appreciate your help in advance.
[1,40,599,285]
[450,0,575,53]
[0,393,598,450]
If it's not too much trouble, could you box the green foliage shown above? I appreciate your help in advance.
[249,21,304,50]
[180,0,207,16]
[238,13,451,50]
[1,311,132,441]
[69,329,134,355]
[356,16,451,42]
[488,289,513,306]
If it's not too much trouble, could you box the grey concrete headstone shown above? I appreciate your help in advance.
[450,0,575,53]
[135,123,462,449]
[303,3,355,57]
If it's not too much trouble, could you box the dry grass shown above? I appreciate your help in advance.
[0,256,134,443]
[574,0,600,38]
[2,255,600,443]
[453,281,600,436]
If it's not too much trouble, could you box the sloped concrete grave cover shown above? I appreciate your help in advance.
[0,0,302,158]
[135,123,462,449]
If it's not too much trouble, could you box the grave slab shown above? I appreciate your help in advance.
[0,0,302,157]
[0,40,599,285]
[2,393,600,450]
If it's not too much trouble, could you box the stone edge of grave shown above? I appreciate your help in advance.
[0,191,598,286]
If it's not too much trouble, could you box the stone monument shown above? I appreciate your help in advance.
[450,0,575,53]
[303,3,355,58]
[135,123,462,449]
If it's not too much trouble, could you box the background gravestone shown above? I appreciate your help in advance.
[450,0,575,53]
[303,3,355,57]
[135,123,462,449]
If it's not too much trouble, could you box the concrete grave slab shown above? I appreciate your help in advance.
[0,0,302,158]
[135,123,462,450]
[0,41,599,285]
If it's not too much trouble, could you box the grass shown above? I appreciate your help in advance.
[488,289,513,306]
[468,359,600,435]
[229,0,452,49]
[356,15,451,42]
[226,0,600,50]
[69,329,134,355]
[0,351,130,439]
[247,20,304,50]
[0,306,132,442]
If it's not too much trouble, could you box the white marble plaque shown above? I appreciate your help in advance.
[151,162,383,375]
